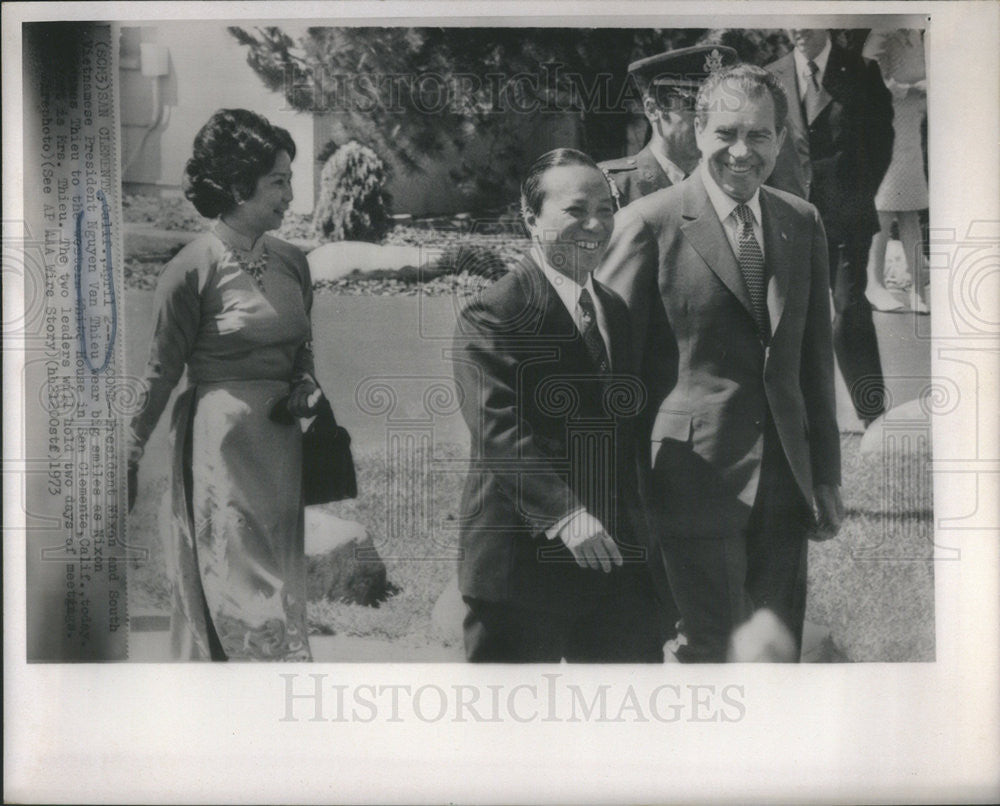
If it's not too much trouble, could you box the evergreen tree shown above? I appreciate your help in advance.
[228,26,706,206]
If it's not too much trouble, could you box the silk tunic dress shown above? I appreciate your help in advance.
[130,221,315,660]
[867,29,930,212]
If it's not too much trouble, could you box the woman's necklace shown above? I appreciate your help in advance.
[215,220,269,291]
[224,244,269,291]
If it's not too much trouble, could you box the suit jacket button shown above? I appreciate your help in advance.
[754,419,763,429]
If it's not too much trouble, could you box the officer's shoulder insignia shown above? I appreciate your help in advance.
[599,157,638,172]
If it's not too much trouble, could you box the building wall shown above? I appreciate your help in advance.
[119,24,314,214]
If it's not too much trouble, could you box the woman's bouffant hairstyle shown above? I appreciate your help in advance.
[183,109,296,218]
[520,148,610,220]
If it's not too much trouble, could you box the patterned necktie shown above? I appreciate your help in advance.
[804,59,824,123]
[733,204,769,340]
[576,287,610,375]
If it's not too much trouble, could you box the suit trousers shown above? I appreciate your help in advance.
[830,235,887,422]
[658,415,814,663]
[462,565,664,663]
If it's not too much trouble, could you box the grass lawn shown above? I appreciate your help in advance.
[122,202,934,661]
[807,434,934,661]
[129,433,934,661]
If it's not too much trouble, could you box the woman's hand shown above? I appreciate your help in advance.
[287,377,323,417]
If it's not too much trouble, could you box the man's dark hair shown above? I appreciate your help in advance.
[519,148,608,218]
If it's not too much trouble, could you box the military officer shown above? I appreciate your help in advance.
[601,44,738,208]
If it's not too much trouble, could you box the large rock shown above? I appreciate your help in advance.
[304,507,388,606]
[307,241,427,282]
[859,397,932,455]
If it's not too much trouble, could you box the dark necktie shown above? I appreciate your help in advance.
[576,287,610,375]
[733,204,769,340]
[804,59,824,123]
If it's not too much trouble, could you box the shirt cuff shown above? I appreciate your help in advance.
[545,507,584,540]
[546,508,606,550]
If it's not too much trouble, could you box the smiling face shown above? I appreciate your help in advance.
[224,150,293,239]
[694,87,785,203]
[525,164,615,281]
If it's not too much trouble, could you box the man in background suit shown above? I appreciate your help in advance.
[452,149,664,663]
[601,45,737,208]
[598,64,844,662]
[767,29,895,425]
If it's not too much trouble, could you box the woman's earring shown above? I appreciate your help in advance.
[520,202,532,230]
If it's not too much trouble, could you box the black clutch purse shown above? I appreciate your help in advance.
[301,396,357,505]
[271,393,357,505]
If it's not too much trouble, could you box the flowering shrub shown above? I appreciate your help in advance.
[312,141,391,243]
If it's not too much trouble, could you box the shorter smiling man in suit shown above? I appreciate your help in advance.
[599,64,844,662]
[452,148,665,663]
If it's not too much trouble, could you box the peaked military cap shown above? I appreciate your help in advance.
[629,44,738,102]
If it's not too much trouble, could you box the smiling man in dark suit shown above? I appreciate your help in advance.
[452,148,665,663]
[598,64,844,662]
[767,29,894,426]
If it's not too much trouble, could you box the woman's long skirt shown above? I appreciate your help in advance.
[166,379,312,661]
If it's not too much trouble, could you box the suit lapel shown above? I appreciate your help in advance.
[680,174,756,321]
[773,52,819,184]
[517,256,573,335]
[593,280,627,375]
[759,189,794,337]
[773,54,807,140]
[520,256,626,380]
[807,50,835,121]
[517,256,593,372]
[821,44,850,104]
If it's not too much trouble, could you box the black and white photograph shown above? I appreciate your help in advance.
[4,1,999,803]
